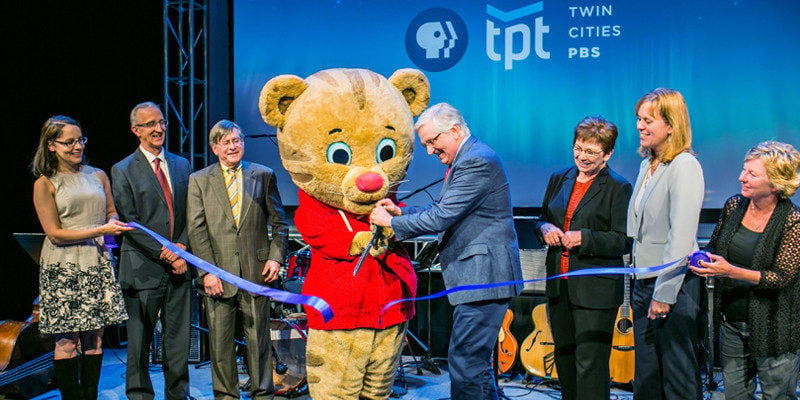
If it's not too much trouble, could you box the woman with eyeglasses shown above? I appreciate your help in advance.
[689,141,800,400]
[627,88,705,399]
[32,115,131,400]
[535,115,632,400]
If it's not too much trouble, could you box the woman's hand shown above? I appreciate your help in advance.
[99,219,133,236]
[648,299,672,320]
[689,253,733,279]
[539,223,564,247]
[561,230,582,249]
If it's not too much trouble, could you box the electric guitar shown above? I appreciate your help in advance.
[496,309,517,374]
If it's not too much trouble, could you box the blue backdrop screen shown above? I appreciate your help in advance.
[233,0,800,208]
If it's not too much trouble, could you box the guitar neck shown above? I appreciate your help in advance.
[620,273,632,318]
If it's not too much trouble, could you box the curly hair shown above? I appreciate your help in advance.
[745,141,800,198]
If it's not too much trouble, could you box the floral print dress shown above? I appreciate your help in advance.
[38,166,127,334]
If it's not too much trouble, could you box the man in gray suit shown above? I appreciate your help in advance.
[370,103,522,400]
[112,102,193,400]
[187,119,289,400]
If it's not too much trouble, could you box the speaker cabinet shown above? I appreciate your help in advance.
[151,292,204,363]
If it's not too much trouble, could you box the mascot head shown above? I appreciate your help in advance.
[259,68,430,215]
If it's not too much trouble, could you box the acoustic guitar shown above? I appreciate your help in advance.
[496,309,517,374]
[519,303,558,379]
[609,273,635,384]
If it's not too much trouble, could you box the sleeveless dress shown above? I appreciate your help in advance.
[38,166,128,335]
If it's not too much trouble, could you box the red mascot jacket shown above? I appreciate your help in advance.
[295,190,416,330]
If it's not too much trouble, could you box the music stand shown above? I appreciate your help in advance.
[12,233,46,264]
[405,240,443,375]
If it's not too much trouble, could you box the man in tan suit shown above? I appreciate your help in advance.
[187,119,289,399]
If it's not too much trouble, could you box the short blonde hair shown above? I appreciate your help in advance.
[745,141,800,198]
[635,88,693,163]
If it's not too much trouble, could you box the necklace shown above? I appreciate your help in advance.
[745,201,775,232]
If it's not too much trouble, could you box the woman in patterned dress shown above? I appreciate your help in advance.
[32,115,131,400]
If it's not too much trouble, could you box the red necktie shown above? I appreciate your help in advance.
[445,167,451,183]
[154,158,174,240]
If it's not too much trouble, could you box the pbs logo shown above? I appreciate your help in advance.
[405,8,468,72]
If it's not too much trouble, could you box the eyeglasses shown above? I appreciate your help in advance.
[217,137,243,147]
[135,119,168,129]
[51,137,88,148]
[573,145,603,158]
[422,126,453,148]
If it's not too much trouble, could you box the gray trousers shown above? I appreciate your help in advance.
[720,320,800,400]
[205,292,274,400]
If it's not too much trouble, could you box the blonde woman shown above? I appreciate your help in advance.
[690,141,800,400]
[627,88,705,399]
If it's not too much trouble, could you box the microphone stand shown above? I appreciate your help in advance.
[398,178,444,202]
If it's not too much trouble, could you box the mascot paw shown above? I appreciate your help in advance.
[368,227,394,257]
[349,231,373,256]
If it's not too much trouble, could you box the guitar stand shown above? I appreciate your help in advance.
[404,329,442,375]
[492,343,512,400]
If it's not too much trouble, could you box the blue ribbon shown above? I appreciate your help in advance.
[381,256,687,316]
[128,222,334,322]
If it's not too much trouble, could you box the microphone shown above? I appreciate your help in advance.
[353,225,383,276]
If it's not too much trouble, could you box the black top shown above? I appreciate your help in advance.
[708,195,800,357]
[719,225,762,322]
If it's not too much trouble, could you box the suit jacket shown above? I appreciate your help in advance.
[186,161,289,298]
[392,136,523,305]
[626,152,704,304]
[535,165,632,309]
[112,148,192,290]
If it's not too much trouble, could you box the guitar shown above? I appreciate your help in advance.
[519,303,558,379]
[496,309,517,374]
[0,298,55,398]
[609,273,635,384]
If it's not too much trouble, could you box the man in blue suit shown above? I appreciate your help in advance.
[112,102,193,400]
[370,102,522,400]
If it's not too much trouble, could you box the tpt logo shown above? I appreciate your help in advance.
[406,8,468,72]
[486,1,550,70]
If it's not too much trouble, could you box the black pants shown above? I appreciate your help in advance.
[123,276,191,400]
[548,279,617,400]
[632,273,704,400]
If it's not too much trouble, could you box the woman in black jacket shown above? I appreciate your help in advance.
[536,116,632,400]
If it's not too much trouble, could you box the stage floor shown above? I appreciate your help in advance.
[26,349,743,399]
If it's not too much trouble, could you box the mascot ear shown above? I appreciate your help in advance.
[259,75,309,128]
[389,68,430,117]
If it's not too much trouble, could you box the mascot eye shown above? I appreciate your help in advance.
[376,138,396,163]
[326,142,352,165]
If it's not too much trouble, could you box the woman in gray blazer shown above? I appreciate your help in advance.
[627,88,705,399]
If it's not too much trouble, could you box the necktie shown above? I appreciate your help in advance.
[226,168,240,228]
[445,166,451,183]
[153,158,174,239]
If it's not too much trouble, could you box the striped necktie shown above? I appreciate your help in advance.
[225,167,240,227]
